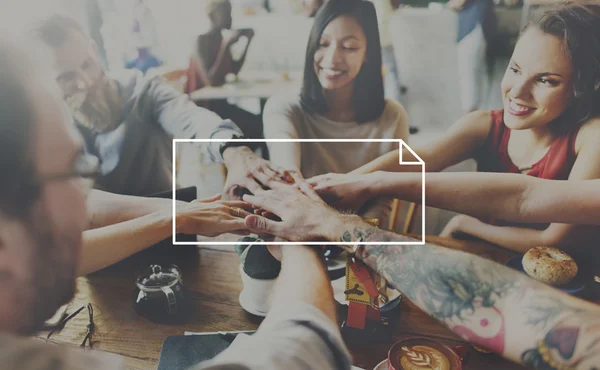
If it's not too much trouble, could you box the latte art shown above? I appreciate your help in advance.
[399,345,451,370]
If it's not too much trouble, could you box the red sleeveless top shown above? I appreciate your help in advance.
[475,110,581,228]
[476,110,579,179]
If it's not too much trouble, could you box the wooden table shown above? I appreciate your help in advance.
[35,236,597,370]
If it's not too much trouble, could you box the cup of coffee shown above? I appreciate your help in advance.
[388,337,468,370]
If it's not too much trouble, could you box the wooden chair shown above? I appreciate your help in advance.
[388,199,419,234]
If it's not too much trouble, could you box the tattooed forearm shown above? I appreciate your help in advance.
[348,227,518,320]
[521,298,600,370]
[341,225,600,369]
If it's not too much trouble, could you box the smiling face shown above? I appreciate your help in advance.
[49,29,104,105]
[313,15,367,92]
[501,27,574,131]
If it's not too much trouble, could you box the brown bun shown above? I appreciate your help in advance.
[522,247,578,286]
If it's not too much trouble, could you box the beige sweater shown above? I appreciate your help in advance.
[263,94,409,221]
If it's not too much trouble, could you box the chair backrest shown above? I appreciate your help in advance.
[388,199,419,234]
[161,69,188,93]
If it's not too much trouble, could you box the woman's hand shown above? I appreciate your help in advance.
[176,194,254,237]
[307,172,375,212]
[440,214,480,239]
[222,146,292,199]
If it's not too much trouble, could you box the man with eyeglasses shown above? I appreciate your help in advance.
[0,37,352,370]
[32,14,284,199]
[30,14,296,275]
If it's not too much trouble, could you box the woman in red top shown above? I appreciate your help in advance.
[309,3,600,255]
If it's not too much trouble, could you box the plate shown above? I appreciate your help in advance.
[505,256,586,294]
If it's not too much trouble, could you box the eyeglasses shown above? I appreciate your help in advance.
[80,303,95,349]
[46,303,95,348]
[38,153,101,196]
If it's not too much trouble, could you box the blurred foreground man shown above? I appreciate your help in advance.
[0,38,351,370]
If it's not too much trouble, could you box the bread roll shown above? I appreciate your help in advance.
[522,247,578,286]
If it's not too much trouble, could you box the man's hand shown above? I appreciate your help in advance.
[242,182,361,242]
[176,194,253,237]
[307,172,376,211]
[222,146,291,199]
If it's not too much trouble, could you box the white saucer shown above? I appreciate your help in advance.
[238,289,268,317]
[237,264,273,317]
[373,359,388,370]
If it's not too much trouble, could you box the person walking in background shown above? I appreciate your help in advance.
[187,0,263,142]
[124,0,162,74]
[448,0,497,113]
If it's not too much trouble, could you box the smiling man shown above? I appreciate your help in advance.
[32,15,257,197]
[0,36,351,370]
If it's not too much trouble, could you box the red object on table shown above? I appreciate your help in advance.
[347,260,381,329]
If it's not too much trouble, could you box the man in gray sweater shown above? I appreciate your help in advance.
[0,37,351,370]
[33,15,276,197]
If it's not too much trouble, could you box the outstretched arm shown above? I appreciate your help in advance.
[352,110,492,174]
[86,190,181,229]
[201,245,351,370]
[81,195,252,275]
[309,171,600,225]
[242,184,600,369]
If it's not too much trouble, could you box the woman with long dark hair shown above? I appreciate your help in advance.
[263,0,409,222]
[310,3,600,256]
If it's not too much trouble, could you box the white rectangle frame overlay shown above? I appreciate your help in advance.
[173,139,425,246]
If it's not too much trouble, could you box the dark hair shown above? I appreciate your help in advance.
[0,40,40,218]
[528,3,600,126]
[31,14,86,48]
[300,0,385,123]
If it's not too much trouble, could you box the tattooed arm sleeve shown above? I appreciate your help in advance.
[343,223,600,369]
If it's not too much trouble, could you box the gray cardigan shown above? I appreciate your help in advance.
[77,70,242,196]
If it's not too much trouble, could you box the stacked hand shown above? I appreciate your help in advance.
[307,172,375,212]
[176,194,254,237]
[242,180,358,243]
[222,146,294,199]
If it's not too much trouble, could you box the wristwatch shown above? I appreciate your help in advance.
[219,134,249,158]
